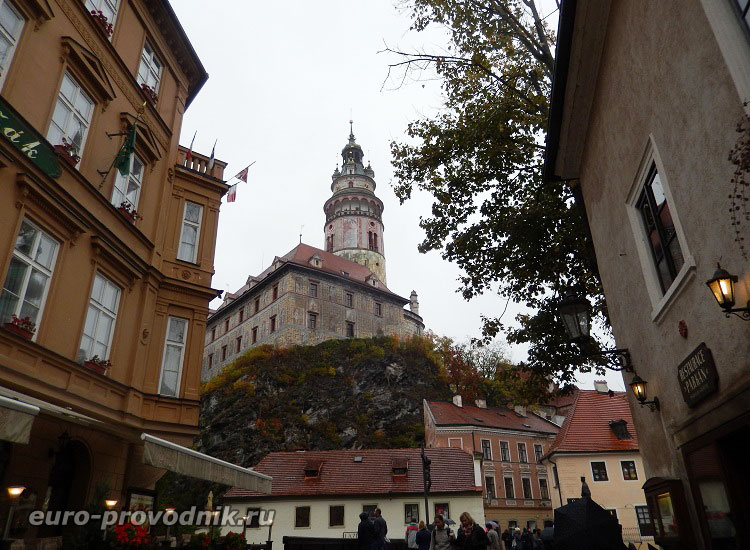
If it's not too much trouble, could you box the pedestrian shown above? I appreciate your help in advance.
[406,521,419,549]
[454,512,489,550]
[372,508,388,550]
[500,528,512,550]
[531,530,544,550]
[519,528,533,550]
[416,521,431,550]
[429,514,454,550]
[512,528,521,550]
[485,523,501,550]
[358,512,376,550]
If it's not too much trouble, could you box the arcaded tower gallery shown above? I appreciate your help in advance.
[324,123,386,284]
[202,125,424,381]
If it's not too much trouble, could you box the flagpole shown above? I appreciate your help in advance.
[98,102,147,190]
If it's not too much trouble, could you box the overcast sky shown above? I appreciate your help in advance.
[171,1,625,391]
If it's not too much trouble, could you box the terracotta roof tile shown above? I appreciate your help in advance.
[215,243,406,315]
[546,390,639,455]
[426,401,559,435]
[224,448,480,499]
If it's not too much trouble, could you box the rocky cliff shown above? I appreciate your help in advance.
[157,336,453,508]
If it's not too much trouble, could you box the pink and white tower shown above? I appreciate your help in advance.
[323,123,387,284]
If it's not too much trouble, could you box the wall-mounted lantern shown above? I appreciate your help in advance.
[629,374,660,412]
[706,264,749,320]
[556,287,633,371]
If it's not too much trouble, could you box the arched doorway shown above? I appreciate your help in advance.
[39,435,91,536]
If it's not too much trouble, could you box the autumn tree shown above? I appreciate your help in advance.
[387,0,607,390]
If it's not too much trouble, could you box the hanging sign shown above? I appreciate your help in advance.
[677,343,719,407]
[0,96,61,178]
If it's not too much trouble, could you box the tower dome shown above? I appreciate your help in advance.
[323,123,386,284]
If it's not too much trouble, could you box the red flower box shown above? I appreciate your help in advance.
[84,359,110,375]
[2,322,33,340]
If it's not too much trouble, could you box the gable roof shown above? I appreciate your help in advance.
[546,390,639,455]
[213,243,407,316]
[425,400,559,436]
[224,447,480,499]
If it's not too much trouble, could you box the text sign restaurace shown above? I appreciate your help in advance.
[677,343,719,407]
[0,96,61,178]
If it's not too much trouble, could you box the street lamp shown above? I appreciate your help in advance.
[103,500,118,541]
[421,444,432,526]
[629,374,660,412]
[706,264,750,320]
[3,486,25,543]
[266,518,274,550]
[556,287,633,371]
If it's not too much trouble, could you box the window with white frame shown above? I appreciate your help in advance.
[539,478,550,500]
[0,219,58,328]
[159,316,188,396]
[79,272,120,361]
[177,201,203,263]
[0,1,24,88]
[521,477,533,499]
[504,476,515,499]
[518,442,528,463]
[484,476,496,499]
[481,439,492,460]
[136,40,162,92]
[84,0,118,27]
[636,165,685,294]
[47,72,94,160]
[500,441,511,462]
[111,154,144,210]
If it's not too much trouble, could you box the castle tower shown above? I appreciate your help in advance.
[323,123,387,284]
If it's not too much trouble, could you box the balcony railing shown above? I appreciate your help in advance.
[483,498,552,508]
[177,145,226,180]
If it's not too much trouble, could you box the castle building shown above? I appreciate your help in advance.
[202,128,424,381]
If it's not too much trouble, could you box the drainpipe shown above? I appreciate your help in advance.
[546,455,563,507]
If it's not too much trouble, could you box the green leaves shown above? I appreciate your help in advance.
[390,0,608,389]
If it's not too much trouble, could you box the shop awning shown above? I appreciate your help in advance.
[140,433,272,493]
[0,393,40,444]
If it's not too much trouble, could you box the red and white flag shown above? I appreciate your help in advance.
[234,165,249,183]
[227,184,237,203]
[185,131,196,164]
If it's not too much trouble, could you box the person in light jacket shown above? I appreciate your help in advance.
[486,523,501,550]
[429,514,454,550]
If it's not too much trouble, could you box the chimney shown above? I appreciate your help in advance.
[452,395,463,408]
[594,380,609,393]
[475,399,487,408]
[409,290,420,315]
[514,405,527,417]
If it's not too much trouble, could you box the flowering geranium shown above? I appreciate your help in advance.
[117,201,142,221]
[140,82,158,104]
[10,314,36,333]
[90,10,113,36]
[112,522,154,548]
[86,355,112,370]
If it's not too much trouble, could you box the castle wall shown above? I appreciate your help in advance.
[202,266,422,381]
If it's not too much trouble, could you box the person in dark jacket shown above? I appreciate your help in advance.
[358,512,376,550]
[416,521,431,550]
[500,529,512,550]
[372,508,388,550]
[454,512,489,550]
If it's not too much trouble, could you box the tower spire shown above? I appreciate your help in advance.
[349,119,355,143]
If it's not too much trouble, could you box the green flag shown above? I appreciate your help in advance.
[114,124,137,176]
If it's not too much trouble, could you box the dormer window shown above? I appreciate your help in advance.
[609,419,632,440]
[392,458,408,476]
[304,459,322,478]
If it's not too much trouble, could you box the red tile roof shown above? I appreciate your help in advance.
[426,401,559,436]
[224,448,480,499]
[546,390,639,455]
[215,243,406,315]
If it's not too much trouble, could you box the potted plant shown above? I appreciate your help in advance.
[219,532,245,550]
[111,522,156,549]
[2,314,36,339]
[83,355,111,375]
[54,137,81,167]
[117,201,142,224]
[185,533,211,549]
[90,9,113,37]
[140,82,158,105]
